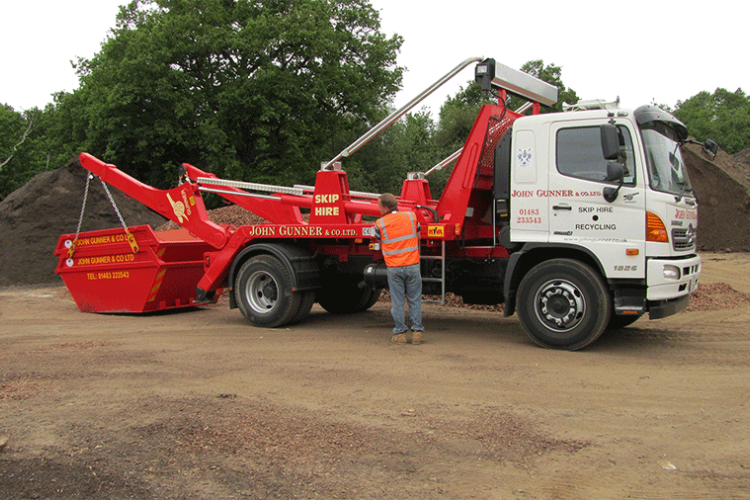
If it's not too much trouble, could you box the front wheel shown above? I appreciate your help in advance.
[235,255,303,328]
[517,259,611,350]
[607,313,642,330]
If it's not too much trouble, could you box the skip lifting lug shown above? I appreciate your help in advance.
[125,230,140,253]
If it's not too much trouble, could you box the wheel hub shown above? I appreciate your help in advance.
[536,280,585,332]
[246,271,278,313]
[262,282,278,301]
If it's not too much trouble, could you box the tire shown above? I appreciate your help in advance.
[607,313,642,330]
[317,283,380,314]
[290,291,316,325]
[235,255,303,328]
[360,287,383,311]
[517,259,611,350]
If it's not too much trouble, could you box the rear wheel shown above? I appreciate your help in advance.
[290,291,316,325]
[317,283,381,314]
[361,287,383,311]
[235,255,302,328]
[517,259,611,350]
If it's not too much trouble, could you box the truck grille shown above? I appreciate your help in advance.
[672,225,696,251]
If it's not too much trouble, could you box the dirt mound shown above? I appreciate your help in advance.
[154,204,267,231]
[732,148,750,183]
[0,157,167,287]
[682,143,750,251]
[687,282,750,311]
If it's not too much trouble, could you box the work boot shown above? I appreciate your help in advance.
[391,333,407,344]
[411,330,424,345]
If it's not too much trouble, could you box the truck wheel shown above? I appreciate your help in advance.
[517,259,611,350]
[235,255,302,328]
[317,284,379,314]
[290,291,315,325]
[607,314,642,330]
[361,287,383,311]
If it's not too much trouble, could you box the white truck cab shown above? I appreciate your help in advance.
[500,98,708,348]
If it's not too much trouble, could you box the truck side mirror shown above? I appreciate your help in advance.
[600,124,620,160]
[603,162,625,203]
[703,139,719,160]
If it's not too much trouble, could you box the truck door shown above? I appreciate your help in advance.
[547,121,646,279]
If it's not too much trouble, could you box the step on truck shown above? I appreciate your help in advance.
[55,57,718,350]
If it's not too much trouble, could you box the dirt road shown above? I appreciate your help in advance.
[2,253,750,500]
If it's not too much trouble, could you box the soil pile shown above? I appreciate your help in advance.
[0,157,166,286]
[154,204,267,232]
[683,144,750,251]
[688,282,750,311]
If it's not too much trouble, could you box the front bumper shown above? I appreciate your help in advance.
[646,254,701,302]
[648,294,691,319]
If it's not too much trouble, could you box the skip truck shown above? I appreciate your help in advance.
[55,57,718,350]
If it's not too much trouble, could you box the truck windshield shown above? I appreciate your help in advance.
[640,121,692,196]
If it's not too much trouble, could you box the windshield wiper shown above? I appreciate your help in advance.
[675,181,690,202]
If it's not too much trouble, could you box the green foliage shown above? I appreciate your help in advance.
[0,104,27,169]
[68,0,403,190]
[0,103,74,198]
[435,82,493,156]
[673,88,750,154]
[516,60,578,113]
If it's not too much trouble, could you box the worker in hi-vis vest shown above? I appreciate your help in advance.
[374,193,425,345]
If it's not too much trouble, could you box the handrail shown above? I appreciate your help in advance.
[321,56,483,170]
[196,176,303,196]
[425,148,463,176]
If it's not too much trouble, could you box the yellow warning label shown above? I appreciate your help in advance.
[427,226,444,238]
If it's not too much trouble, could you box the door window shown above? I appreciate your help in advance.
[556,126,636,185]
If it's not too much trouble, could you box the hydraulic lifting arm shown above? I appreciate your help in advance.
[79,153,230,249]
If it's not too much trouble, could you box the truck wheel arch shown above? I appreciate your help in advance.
[503,243,607,317]
[228,243,320,309]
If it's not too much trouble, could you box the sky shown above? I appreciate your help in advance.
[1,0,747,115]
[1,1,125,110]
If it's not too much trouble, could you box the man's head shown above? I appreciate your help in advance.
[378,193,398,215]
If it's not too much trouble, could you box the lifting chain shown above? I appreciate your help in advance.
[67,173,139,258]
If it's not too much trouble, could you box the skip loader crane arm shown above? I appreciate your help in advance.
[79,153,230,249]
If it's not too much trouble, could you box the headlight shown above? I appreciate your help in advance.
[663,265,681,280]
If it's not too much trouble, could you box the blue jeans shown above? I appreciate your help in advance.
[386,263,423,334]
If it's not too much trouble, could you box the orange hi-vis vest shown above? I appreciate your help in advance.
[376,211,420,268]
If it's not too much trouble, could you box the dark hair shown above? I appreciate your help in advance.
[379,193,398,211]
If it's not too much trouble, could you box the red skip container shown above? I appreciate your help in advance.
[55,225,219,313]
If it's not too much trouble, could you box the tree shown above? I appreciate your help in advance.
[70,0,403,189]
[673,91,716,141]
[349,108,440,195]
[0,103,73,198]
[674,88,750,154]
[711,89,750,155]
[435,82,495,156]
[0,105,33,171]
[514,60,578,113]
